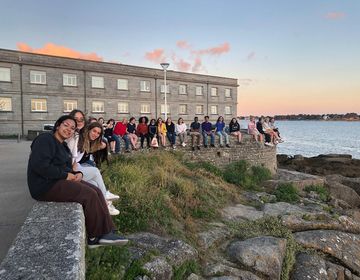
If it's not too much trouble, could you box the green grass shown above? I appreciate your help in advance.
[173,260,200,280]
[274,183,300,203]
[304,185,330,202]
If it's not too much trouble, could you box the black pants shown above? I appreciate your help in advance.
[140,133,150,148]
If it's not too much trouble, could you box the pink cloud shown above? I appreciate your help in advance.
[192,57,203,73]
[247,51,256,61]
[176,59,191,72]
[17,42,103,61]
[176,40,191,49]
[325,12,346,20]
[145,48,166,63]
[192,42,230,56]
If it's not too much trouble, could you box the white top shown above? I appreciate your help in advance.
[175,123,187,134]
[262,122,272,131]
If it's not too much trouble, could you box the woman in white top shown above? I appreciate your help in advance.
[175,118,187,147]
[263,116,281,144]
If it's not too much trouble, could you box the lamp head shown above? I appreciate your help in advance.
[160,63,170,70]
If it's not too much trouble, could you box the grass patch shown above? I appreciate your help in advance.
[223,160,272,190]
[228,216,301,280]
[304,185,330,202]
[274,183,300,203]
[184,161,223,178]
[173,260,200,280]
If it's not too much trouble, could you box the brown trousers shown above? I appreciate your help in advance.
[190,131,201,147]
[39,179,115,238]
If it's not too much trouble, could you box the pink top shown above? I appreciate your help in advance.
[248,121,258,134]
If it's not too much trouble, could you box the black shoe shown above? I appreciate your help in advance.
[192,146,195,151]
[88,237,101,249]
[197,146,200,150]
[210,144,215,147]
[226,144,230,148]
[204,145,208,148]
[99,232,129,246]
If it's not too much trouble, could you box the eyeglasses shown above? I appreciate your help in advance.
[75,118,84,123]
[61,122,76,131]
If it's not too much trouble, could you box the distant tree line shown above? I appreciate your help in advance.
[238,113,359,121]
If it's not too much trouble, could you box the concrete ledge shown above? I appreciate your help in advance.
[0,202,86,280]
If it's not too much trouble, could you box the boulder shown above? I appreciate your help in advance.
[203,263,262,280]
[142,257,173,280]
[263,202,310,217]
[221,204,263,222]
[325,178,360,208]
[294,230,360,274]
[197,223,231,250]
[227,236,286,280]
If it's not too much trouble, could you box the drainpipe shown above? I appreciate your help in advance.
[83,70,87,114]
[19,63,24,137]
[206,81,209,116]
[155,78,158,117]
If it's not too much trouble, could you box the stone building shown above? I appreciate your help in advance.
[0,48,238,136]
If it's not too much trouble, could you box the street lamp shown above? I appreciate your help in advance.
[160,63,170,120]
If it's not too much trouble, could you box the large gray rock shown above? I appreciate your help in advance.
[294,230,360,274]
[197,223,231,249]
[221,204,263,222]
[327,174,360,196]
[204,263,262,280]
[128,232,198,267]
[292,252,360,280]
[142,257,173,280]
[227,236,286,280]
[325,179,360,208]
[263,202,309,217]
[0,202,85,280]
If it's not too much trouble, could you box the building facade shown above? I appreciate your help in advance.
[0,48,238,136]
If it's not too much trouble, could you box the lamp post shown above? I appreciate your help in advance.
[160,63,170,120]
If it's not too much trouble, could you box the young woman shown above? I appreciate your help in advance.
[157,117,167,147]
[127,117,138,150]
[165,117,176,149]
[229,117,242,144]
[137,116,150,149]
[175,118,187,147]
[27,115,128,248]
[215,116,230,148]
[248,116,263,143]
[269,117,283,142]
[104,119,117,153]
[148,119,158,148]
[263,116,281,144]
[257,116,273,147]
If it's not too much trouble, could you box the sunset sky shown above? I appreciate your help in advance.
[1,0,359,115]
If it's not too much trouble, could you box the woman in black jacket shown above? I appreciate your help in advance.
[229,118,242,144]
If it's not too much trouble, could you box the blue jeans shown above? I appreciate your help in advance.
[216,131,229,145]
[167,132,176,145]
[112,134,121,153]
[202,131,215,146]
[122,134,130,151]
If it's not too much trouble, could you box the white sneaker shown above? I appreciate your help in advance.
[106,191,119,201]
[107,202,120,216]
[182,142,186,147]
[278,138,284,143]
[264,142,274,147]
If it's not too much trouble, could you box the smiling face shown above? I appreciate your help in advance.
[88,127,101,141]
[55,119,76,141]
[74,112,85,130]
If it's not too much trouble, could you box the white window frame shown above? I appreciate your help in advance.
[117,102,129,113]
[179,104,187,114]
[92,101,105,113]
[91,76,104,88]
[160,83,169,93]
[63,100,78,113]
[30,70,46,85]
[211,87,218,97]
[225,106,231,115]
[0,97,12,111]
[195,86,203,96]
[140,80,151,92]
[0,67,11,82]
[117,78,128,90]
[210,105,218,115]
[161,104,170,114]
[225,88,232,98]
[63,74,77,87]
[179,84,187,95]
[195,105,204,115]
[140,103,151,114]
[31,98,47,112]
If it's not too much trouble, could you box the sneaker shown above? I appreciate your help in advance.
[106,191,119,201]
[197,146,200,150]
[182,142,186,147]
[226,144,230,148]
[264,142,274,147]
[87,237,101,249]
[107,202,120,216]
[192,146,195,151]
[172,145,176,150]
[204,145,208,148]
[99,232,129,246]
[210,144,215,147]
[278,138,284,143]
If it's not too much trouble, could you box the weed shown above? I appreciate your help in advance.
[304,185,330,202]
[274,183,300,203]
[173,260,200,280]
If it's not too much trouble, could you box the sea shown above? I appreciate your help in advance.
[240,120,360,159]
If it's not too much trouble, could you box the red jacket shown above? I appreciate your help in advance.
[137,123,148,135]
[113,122,127,136]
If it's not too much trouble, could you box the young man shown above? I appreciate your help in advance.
[113,118,131,152]
[201,116,215,148]
[189,117,201,151]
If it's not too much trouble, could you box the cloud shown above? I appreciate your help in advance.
[144,48,166,63]
[16,42,103,61]
[176,40,191,49]
[325,12,346,20]
[247,51,256,61]
[192,42,230,56]
[192,57,203,73]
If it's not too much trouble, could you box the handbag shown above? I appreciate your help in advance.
[150,136,159,148]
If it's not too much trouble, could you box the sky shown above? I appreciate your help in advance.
[0,0,359,116]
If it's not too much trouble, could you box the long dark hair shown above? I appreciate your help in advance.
[53,115,77,133]
[78,122,104,153]
[69,109,86,133]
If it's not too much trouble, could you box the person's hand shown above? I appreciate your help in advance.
[72,162,78,171]
[74,173,83,182]
[100,142,107,150]
[66,173,76,181]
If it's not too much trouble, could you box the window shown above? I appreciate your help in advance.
[225,88,232,98]
[140,104,150,113]
[195,105,204,115]
[0,67,11,82]
[91,76,104,88]
[0,97,12,111]
[195,86,203,96]
[117,79,128,90]
[63,74,77,87]
[118,102,129,113]
[31,99,47,112]
[161,104,170,114]
[211,87,218,97]
[140,80,151,92]
[179,84,187,95]
[30,70,46,84]
[92,101,105,112]
[210,105,218,115]
[160,84,169,93]
[179,104,187,114]
[225,106,231,115]
[63,100,78,112]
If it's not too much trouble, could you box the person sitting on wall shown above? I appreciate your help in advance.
[113,118,131,153]
[248,116,263,143]
[104,119,118,154]
[176,117,187,147]
[229,117,242,144]
[269,117,283,143]
[137,116,150,149]
[263,116,281,145]
[127,117,138,150]
[201,116,215,148]
[215,116,230,148]
[257,116,273,147]
[27,115,128,248]
[190,117,201,151]
[165,117,176,149]
[157,117,167,147]
[148,119,158,148]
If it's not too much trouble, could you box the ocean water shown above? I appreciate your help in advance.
[240,120,360,159]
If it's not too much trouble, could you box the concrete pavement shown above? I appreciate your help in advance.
[0,139,34,262]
